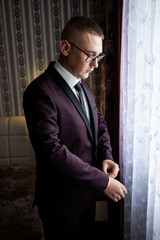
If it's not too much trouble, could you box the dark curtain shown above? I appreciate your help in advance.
[100,1,124,240]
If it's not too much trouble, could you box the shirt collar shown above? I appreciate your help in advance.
[54,61,80,89]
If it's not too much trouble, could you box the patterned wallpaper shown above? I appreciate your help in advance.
[0,0,105,116]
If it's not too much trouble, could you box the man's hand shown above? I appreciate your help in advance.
[104,178,127,202]
[102,159,119,179]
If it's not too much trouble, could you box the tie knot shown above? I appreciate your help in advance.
[75,82,82,92]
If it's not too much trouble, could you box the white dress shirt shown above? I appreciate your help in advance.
[54,61,90,121]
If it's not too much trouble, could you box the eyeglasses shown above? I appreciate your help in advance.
[68,41,105,63]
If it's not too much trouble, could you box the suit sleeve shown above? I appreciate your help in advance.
[23,82,109,195]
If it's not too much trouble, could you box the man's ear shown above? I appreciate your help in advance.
[59,40,70,56]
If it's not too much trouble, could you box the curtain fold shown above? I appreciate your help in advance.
[120,0,160,239]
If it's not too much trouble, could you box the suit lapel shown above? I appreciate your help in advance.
[47,62,97,147]
[52,71,94,143]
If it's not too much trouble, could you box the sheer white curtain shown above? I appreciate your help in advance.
[120,0,160,239]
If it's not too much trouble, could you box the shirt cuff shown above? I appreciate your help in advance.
[107,177,111,187]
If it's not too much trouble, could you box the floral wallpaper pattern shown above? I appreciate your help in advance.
[0,0,110,116]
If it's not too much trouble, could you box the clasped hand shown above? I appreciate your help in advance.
[102,159,127,202]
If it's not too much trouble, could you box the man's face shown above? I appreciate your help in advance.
[64,32,103,79]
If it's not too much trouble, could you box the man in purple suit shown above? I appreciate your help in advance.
[23,16,127,239]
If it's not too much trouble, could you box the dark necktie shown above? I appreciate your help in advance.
[75,82,86,113]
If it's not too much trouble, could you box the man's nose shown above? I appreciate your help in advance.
[91,58,98,68]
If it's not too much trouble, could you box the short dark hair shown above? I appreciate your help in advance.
[61,16,104,40]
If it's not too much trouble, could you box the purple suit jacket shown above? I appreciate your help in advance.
[23,62,113,215]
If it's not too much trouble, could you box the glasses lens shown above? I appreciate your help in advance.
[86,54,105,63]
[86,56,97,63]
[97,54,105,62]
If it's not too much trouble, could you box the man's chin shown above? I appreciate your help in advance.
[81,73,90,79]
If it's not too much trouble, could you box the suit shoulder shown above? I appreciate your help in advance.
[24,62,57,93]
